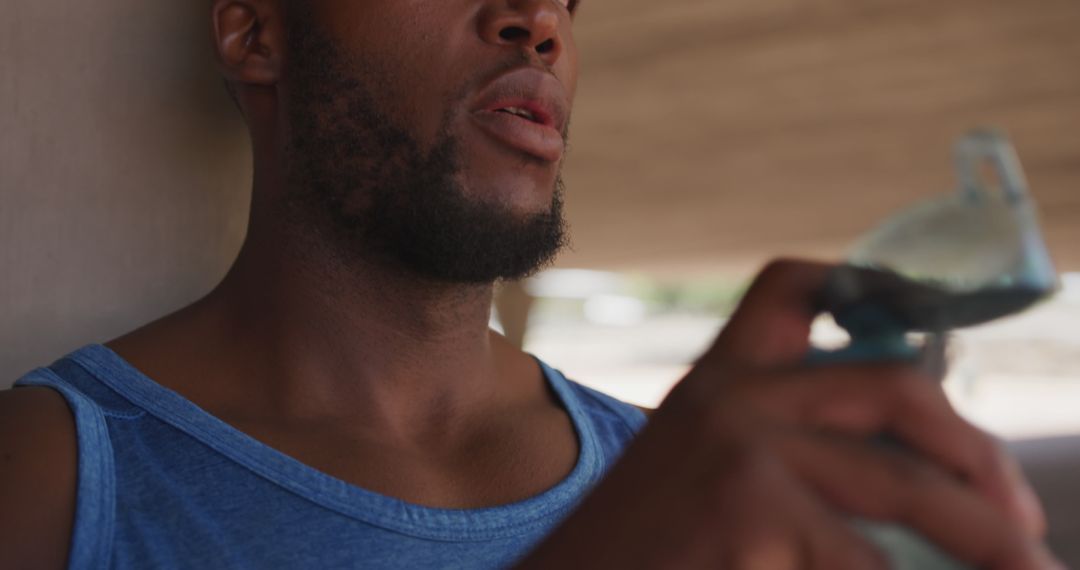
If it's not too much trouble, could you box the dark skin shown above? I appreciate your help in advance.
[0,1,1065,568]
[110,0,585,508]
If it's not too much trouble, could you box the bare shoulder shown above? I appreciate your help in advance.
[0,387,77,570]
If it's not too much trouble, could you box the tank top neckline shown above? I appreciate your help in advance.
[69,343,605,541]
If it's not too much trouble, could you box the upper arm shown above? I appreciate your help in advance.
[0,387,78,570]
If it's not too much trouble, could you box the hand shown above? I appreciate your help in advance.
[519,259,1061,570]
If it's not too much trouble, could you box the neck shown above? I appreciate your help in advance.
[210,172,513,424]
[217,237,500,419]
[111,138,538,441]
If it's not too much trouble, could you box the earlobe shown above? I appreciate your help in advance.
[212,0,282,87]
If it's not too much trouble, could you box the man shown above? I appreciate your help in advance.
[0,0,1062,568]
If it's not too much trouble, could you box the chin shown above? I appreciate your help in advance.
[459,166,559,215]
[456,127,562,212]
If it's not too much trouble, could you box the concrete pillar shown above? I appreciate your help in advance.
[1,2,251,384]
[494,281,536,349]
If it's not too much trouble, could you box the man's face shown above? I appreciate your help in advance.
[278,0,580,283]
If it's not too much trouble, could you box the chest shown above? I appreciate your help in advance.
[224,407,580,509]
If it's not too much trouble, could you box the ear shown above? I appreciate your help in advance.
[211,0,285,88]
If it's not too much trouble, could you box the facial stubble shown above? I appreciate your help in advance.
[281,10,569,285]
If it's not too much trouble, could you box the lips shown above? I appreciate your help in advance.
[470,68,569,163]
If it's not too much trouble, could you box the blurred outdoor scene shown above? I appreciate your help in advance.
[499,0,1080,442]
[500,270,1080,440]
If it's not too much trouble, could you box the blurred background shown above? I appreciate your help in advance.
[534,0,1080,441]
[2,0,1079,559]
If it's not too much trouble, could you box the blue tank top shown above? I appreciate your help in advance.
[14,344,647,569]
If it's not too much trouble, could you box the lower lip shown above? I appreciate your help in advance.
[470,111,564,163]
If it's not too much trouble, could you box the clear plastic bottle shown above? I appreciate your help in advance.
[809,129,1058,570]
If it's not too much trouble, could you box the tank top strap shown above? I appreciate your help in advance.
[48,355,146,418]
[15,364,117,569]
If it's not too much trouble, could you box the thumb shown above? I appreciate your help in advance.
[707,259,836,368]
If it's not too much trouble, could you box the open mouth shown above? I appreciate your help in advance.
[495,106,541,124]
[469,68,568,162]
[492,104,556,129]
[471,108,564,162]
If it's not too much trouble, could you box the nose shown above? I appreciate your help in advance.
[478,0,565,66]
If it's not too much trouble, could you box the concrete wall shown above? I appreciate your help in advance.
[1,2,251,385]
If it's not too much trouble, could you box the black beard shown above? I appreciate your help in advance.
[280,7,568,284]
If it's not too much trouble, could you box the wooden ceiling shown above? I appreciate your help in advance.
[558,0,1080,276]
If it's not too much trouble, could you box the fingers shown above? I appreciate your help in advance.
[668,256,1058,568]
[781,431,1062,570]
[708,259,835,368]
[795,486,892,570]
[999,452,1049,538]
[707,448,888,570]
[736,363,1047,537]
